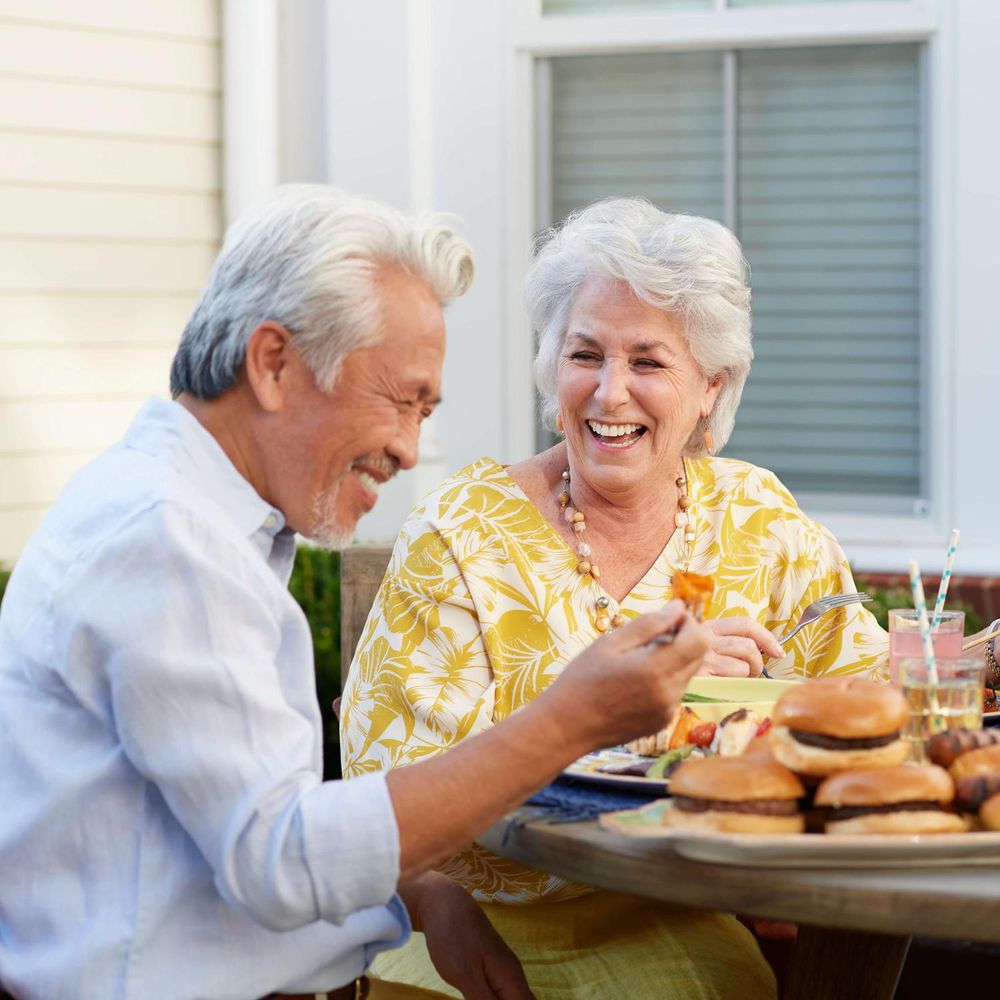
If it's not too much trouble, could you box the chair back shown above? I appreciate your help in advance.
[339,545,393,691]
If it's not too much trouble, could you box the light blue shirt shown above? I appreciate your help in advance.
[0,399,409,1000]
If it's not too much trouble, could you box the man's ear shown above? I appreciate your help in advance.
[245,322,293,413]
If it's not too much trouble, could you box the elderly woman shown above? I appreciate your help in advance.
[341,198,886,998]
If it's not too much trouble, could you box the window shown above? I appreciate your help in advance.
[540,41,923,508]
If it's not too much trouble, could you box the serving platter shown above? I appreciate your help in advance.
[599,800,1000,868]
[562,748,671,795]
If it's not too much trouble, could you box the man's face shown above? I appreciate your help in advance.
[269,268,446,548]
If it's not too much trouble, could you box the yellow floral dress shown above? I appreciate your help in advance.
[341,456,887,998]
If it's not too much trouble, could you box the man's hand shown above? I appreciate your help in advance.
[400,872,534,999]
[541,601,710,752]
[698,617,785,677]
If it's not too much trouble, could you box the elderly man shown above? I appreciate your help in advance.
[0,186,708,1000]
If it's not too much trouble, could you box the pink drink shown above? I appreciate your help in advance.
[888,610,965,684]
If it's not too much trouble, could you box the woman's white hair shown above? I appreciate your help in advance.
[527,197,752,457]
[170,184,474,398]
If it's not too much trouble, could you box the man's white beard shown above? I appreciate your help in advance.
[304,477,354,551]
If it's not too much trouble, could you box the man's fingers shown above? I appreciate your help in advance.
[610,601,688,648]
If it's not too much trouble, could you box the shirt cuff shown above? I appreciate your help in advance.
[298,770,401,924]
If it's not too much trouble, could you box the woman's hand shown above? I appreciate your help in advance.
[698,617,785,677]
[400,871,535,999]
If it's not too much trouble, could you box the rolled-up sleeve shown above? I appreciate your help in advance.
[59,502,400,931]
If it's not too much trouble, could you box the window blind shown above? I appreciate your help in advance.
[543,1,710,15]
[550,53,724,226]
[728,44,921,498]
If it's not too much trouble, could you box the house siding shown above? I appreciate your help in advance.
[0,0,222,562]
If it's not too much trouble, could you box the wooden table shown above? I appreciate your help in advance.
[480,810,1000,1000]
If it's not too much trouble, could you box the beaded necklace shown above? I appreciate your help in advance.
[558,463,695,633]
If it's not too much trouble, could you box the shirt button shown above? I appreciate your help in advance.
[264,514,277,528]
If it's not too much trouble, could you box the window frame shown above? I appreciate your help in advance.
[505,0,954,549]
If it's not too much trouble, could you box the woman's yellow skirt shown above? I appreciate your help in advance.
[373,890,776,999]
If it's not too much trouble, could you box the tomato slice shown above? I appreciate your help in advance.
[688,721,717,748]
[755,717,773,738]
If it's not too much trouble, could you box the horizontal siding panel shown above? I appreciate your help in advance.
[0,131,220,192]
[0,293,195,346]
[0,76,220,143]
[544,1,711,13]
[737,402,918,432]
[0,21,219,90]
[0,345,173,400]
[0,397,149,453]
[0,240,217,292]
[739,378,918,407]
[0,450,99,506]
[0,1,219,41]
[0,186,221,241]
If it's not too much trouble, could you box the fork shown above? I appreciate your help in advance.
[760,592,871,677]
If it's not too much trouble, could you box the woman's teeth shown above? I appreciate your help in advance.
[586,420,645,447]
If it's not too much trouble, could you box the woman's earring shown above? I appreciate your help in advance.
[703,417,714,454]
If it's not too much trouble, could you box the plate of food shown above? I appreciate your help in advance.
[600,800,1000,868]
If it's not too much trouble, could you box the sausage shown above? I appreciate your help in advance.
[926,728,1000,768]
[954,773,1000,811]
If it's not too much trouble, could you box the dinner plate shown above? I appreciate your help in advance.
[683,676,800,723]
[599,800,1000,868]
[562,748,670,795]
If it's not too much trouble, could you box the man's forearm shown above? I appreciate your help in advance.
[386,695,587,881]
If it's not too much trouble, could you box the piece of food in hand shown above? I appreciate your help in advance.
[981,793,1000,831]
[926,728,1000,769]
[947,743,1000,782]
[711,708,763,757]
[815,765,967,835]
[666,756,806,834]
[768,676,909,776]
[671,570,715,621]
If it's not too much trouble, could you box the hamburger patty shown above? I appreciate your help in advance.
[790,728,900,751]
[822,800,946,822]
[672,795,800,817]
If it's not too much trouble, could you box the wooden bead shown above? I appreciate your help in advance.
[558,491,570,507]
[612,614,626,629]
[590,565,601,581]
[571,511,585,523]
[675,476,686,488]
[675,512,688,528]
[573,521,587,533]
[595,615,610,633]
[576,559,592,575]
[678,494,692,510]
[563,508,577,523]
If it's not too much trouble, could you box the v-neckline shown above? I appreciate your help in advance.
[484,457,689,608]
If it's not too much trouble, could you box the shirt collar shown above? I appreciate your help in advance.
[124,397,287,540]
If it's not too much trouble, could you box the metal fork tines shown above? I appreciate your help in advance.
[776,593,871,646]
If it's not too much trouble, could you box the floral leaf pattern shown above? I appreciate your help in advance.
[341,456,888,902]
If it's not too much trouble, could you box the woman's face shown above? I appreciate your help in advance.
[556,274,723,499]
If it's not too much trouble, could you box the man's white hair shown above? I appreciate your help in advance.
[170,184,474,398]
[526,197,753,457]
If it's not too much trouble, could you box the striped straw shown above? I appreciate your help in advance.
[908,559,939,685]
[930,528,960,632]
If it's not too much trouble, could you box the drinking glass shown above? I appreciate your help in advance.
[888,609,964,684]
[899,655,985,763]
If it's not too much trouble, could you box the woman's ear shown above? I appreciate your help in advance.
[244,322,293,413]
[702,372,726,416]
[556,412,565,433]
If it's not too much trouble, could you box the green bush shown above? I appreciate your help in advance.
[288,546,342,778]
[0,565,8,605]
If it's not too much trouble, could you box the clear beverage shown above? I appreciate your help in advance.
[899,656,984,763]
[888,610,965,684]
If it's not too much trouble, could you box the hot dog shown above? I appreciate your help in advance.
[925,728,1000,768]
[954,773,1000,812]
